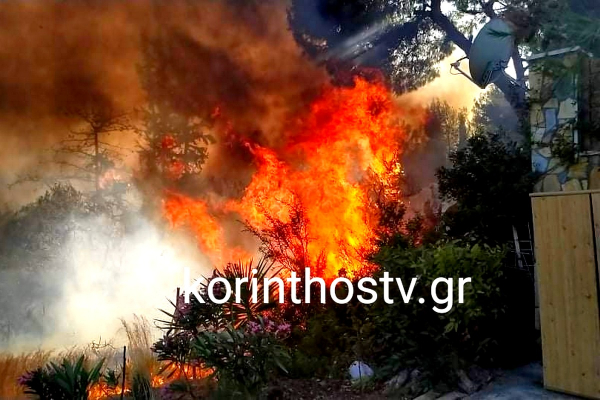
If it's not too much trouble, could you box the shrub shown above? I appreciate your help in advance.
[436,134,535,245]
[367,242,508,378]
[153,257,284,388]
[19,355,104,400]
[192,317,291,398]
[289,242,519,385]
[131,372,155,400]
[287,299,368,379]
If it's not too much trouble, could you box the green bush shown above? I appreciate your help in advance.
[367,242,508,379]
[19,355,104,400]
[287,304,360,379]
[290,242,527,385]
[436,134,536,245]
[192,318,290,398]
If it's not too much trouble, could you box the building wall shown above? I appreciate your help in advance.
[530,52,600,192]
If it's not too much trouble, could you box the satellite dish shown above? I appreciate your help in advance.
[451,19,517,89]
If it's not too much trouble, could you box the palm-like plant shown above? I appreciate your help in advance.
[157,257,281,333]
[49,356,104,400]
[20,355,104,400]
[153,257,283,381]
[218,257,282,328]
[192,321,290,398]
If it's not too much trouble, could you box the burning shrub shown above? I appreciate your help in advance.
[153,258,291,397]
[245,196,326,277]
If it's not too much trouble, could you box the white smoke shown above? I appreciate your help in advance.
[1,202,211,351]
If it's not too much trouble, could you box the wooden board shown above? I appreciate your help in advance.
[532,194,600,399]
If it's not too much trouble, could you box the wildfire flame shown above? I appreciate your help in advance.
[163,78,421,280]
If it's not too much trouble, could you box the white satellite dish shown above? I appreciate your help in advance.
[451,19,517,89]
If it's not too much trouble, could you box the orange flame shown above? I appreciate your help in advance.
[163,78,419,279]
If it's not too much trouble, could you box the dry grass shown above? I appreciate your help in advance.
[121,316,165,389]
[0,350,53,399]
[0,316,164,399]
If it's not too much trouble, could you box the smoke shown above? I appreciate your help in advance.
[0,195,209,351]
[53,214,205,349]
[0,0,328,206]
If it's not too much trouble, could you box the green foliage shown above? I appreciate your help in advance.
[156,258,280,335]
[19,355,104,400]
[471,87,518,140]
[436,134,536,244]
[218,259,282,327]
[0,183,113,258]
[192,320,290,398]
[287,301,364,379]
[533,0,600,54]
[550,129,577,165]
[426,100,469,153]
[18,368,57,399]
[289,241,532,386]
[154,259,289,396]
[368,242,507,376]
[288,0,452,94]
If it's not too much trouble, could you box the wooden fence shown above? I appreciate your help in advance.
[531,190,600,399]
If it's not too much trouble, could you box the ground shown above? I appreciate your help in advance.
[265,363,582,400]
[469,363,580,400]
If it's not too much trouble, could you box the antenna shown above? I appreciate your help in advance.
[451,19,519,89]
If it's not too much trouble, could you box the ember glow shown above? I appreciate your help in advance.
[163,78,423,280]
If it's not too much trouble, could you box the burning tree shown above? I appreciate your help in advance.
[137,33,216,193]
[11,107,131,207]
[244,196,326,277]
[160,77,423,281]
[138,104,215,189]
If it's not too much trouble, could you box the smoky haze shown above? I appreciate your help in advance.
[0,0,328,207]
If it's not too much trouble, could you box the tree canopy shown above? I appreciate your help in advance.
[436,134,535,244]
[289,0,598,129]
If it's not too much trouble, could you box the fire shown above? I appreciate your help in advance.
[87,367,199,400]
[163,78,417,280]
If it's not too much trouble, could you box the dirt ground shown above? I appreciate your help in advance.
[262,378,389,400]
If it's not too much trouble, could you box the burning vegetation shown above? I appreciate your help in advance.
[162,77,425,281]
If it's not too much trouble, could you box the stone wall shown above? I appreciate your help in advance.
[530,49,600,192]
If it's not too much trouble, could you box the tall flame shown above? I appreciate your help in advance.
[163,78,420,280]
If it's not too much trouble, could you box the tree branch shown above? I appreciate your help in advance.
[480,0,498,18]
[428,0,528,140]
[429,0,472,54]
[511,47,526,82]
